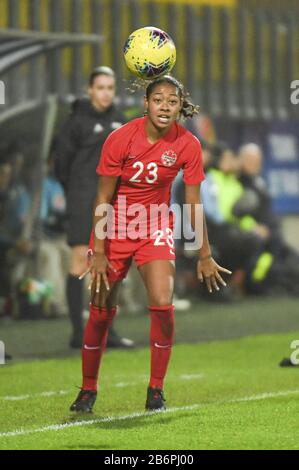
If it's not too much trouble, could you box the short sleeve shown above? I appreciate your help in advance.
[182,136,205,185]
[96,129,124,177]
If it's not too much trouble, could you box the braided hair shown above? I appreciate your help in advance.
[145,75,199,119]
[127,75,199,120]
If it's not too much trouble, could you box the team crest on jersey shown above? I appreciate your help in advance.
[161,150,177,167]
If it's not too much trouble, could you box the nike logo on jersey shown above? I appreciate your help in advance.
[84,345,101,350]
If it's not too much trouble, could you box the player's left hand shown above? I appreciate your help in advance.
[78,251,116,293]
[197,256,232,293]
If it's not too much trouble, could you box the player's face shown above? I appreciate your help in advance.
[88,74,116,111]
[145,84,182,131]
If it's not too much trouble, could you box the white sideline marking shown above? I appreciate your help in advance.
[114,375,204,388]
[180,374,204,380]
[0,374,204,401]
[1,391,69,402]
[1,389,299,439]
[228,389,299,403]
[115,382,135,388]
[0,405,198,438]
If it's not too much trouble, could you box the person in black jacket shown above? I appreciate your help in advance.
[55,66,134,348]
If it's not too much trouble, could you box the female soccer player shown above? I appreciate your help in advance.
[70,75,231,413]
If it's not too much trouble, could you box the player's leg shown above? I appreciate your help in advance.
[138,260,176,410]
[67,245,89,348]
[70,279,122,412]
[81,280,122,389]
[70,236,133,413]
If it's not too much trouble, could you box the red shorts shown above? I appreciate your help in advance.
[89,228,176,282]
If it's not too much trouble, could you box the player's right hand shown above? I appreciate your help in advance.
[79,252,116,294]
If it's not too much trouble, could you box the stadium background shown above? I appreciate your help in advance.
[1,0,299,213]
[0,0,299,450]
[0,0,299,350]
[1,0,299,378]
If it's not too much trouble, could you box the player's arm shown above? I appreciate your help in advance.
[185,183,232,293]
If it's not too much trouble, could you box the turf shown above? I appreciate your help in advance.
[1,296,299,359]
[0,330,299,450]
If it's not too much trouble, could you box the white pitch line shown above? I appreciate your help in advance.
[1,391,69,401]
[0,374,204,401]
[228,389,299,403]
[1,389,299,439]
[180,374,204,380]
[115,382,137,388]
[114,375,204,388]
[0,405,199,439]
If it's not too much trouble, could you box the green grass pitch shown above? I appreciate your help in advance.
[0,330,299,450]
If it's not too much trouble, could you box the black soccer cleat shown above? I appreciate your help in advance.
[145,387,166,411]
[279,357,299,367]
[70,389,97,413]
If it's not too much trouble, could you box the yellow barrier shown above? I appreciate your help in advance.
[147,0,236,5]
[1,0,297,91]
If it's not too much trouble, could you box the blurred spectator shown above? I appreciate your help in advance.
[234,143,299,296]
[0,157,31,315]
[236,144,285,253]
[200,145,265,298]
[36,158,70,316]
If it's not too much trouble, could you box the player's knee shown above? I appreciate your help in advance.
[149,295,173,307]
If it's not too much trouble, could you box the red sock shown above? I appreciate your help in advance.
[82,305,116,391]
[149,305,175,390]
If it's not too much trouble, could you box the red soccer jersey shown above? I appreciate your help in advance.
[96,116,205,238]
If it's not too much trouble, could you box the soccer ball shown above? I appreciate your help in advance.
[123,26,176,80]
